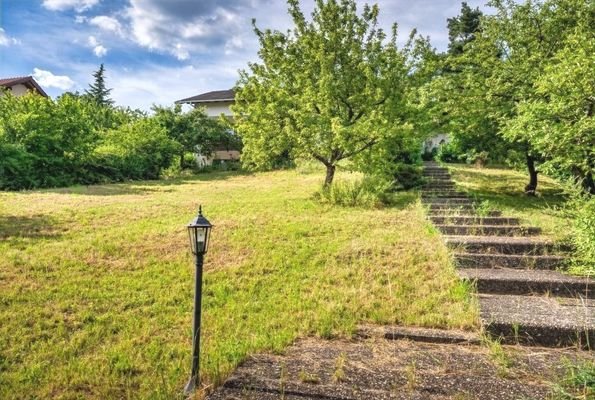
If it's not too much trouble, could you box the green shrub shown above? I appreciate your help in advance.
[91,119,180,181]
[436,142,462,163]
[0,142,37,190]
[393,163,423,190]
[315,175,392,208]
[564,187,595,276]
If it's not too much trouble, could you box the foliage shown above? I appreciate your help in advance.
[563,184,595,276]
[314,174,393,208]
[152,104,239,169]
[85,63,114,107]
[503,16,595,193]
[0,92,99,188]
[0,91,176,189]
[91,118,180,181]
[432,0,593,194]
[436,141,461,163]
[394,164,423,190]
[447,1,483,55]
[234,0,413,186]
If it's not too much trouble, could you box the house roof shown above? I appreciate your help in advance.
[0,76,48,97]
[176,89,235,104]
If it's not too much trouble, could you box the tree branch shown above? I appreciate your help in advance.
[338,139,378,160]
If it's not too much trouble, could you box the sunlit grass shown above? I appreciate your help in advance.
[446,164,571,241]
[0,168,477,399]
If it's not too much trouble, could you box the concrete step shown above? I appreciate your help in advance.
[445,236,565,255]
[436,225,541,236]
[430,216,520,225]
[455,252,566,270]
[422,193,469,199]
[423,198,473,205]
[422,179,453,183]
[421,189,463,194]
[428,204,478,212]
[460,268,593,297]
[428,210,503,217]
[423,174,451,178]
[423,167,449,172]
[479,294,595,348]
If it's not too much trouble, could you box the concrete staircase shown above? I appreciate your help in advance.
[422,162,595,348]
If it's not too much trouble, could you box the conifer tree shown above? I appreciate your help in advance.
[85,64,114,107]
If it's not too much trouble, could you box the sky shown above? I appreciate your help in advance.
[0,0,490,111]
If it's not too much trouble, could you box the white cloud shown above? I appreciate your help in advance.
[32,68,75,90]
[93,45,108,57]
[42,0,100,12]
[0,28,19,46]
[88,36,108,57]
[89,16,123,36]
[88,35,99,47]
[124,0,267,60]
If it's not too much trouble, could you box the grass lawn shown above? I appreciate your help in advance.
[0,168,476,399]
[446,164,571,241]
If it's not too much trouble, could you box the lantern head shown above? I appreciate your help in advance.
[187,205,213,255]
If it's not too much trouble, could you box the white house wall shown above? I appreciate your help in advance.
[0,83,29,97]
[9,84,29,97]
[196,101,233,117]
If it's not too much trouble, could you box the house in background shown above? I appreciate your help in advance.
[176,89,234,118]
[424,133,450,153]
[0,76,48,98]
[176,89,240,167]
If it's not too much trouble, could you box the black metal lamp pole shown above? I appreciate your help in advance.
[184,206,212,396]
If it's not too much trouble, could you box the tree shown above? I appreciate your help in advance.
[430,0,591,195]
[152,105,239,168]
[447,2,483,55]
[85,64,114,107]
[233,0,410,187]
[498,0,594,194]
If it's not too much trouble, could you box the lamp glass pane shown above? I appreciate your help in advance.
[196,228,206,253]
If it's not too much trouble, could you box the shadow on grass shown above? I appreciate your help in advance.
[389,191,419,210]
[15,170,253,196]
[449,165,567,213]
[0,215,63,240]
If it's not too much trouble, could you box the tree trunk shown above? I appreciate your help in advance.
[584,172,595,195]
[324,164,336,188]
[180,151,185,169]
[525,153,538,196]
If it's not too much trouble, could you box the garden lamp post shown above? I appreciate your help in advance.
[184,205,212,396]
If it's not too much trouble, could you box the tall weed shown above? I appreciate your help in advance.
[315,175,392,208]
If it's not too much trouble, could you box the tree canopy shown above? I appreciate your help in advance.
[152,105,240,168]
[233,0,413,186]
[426,0,594,194]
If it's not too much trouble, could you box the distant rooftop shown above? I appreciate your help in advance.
[0,76,48,97]
[176,89,235,104]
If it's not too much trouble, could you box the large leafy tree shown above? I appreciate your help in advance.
[85,64,114,107]
[431,0,591,194]
[497,0,594,193]
[233,0,410,186]
[152,105,239,168]
[420,3,513,167]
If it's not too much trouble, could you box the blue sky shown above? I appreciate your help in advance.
[0,0,489,110]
